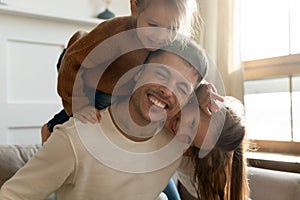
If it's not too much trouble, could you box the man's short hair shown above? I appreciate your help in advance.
[145,37,208,87]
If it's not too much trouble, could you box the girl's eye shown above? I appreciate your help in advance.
[186,136,192,144]
[169,27,178,32]
[177,134,192,144]
[191,118,196,130]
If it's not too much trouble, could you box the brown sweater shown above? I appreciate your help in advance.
[57,16,149,115]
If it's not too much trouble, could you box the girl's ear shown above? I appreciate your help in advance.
[130,0,138,17]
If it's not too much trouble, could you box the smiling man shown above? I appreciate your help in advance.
[132,52,200,121]
[0,38,208,200]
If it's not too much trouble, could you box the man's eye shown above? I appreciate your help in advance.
[148,23,157,27]
[155,72,167,79]
[178,87,188,95]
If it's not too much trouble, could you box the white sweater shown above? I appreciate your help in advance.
[0,108,182,200]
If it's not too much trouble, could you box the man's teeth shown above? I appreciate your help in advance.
[149,96,166,109]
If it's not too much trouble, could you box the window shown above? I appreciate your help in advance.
[292,76,300,141]
[240,0,290,61]
[290,0,300,54]
[244,77,291,141]
[241,0,300,155]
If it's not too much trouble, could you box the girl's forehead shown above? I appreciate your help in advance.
[141,0,183,22]
[141,0,183,11]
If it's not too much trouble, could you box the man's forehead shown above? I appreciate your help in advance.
[147,51,197,74]
[144,62,198,87]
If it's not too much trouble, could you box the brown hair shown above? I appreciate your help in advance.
[191,96,249,200]
[134,0,199,37]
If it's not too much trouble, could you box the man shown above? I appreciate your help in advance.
[0,38,207,200]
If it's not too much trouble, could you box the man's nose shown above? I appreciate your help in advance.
[159,85,173,97]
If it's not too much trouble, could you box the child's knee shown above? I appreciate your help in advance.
[41,124,51,145]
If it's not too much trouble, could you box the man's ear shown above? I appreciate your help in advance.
[130,0,138,17]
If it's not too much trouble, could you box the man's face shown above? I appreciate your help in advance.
[130,51,199,126]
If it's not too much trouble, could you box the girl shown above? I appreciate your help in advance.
[165,96,250,200]
[43,0,200,135]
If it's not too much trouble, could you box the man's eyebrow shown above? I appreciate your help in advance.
[155,65,171,75]
[156,65,192,87]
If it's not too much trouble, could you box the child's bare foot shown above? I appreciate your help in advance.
[41,124,51,145]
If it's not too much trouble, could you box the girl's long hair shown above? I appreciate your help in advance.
[191,96,249,200]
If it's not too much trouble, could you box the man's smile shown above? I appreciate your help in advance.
[148,94,168,109]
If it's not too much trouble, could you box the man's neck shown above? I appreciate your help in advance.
[110,100,164,141]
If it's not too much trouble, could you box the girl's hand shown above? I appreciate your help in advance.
[73,106,101,123]
[196,83,224,116]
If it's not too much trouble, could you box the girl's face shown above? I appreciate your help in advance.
[132,0,182,51]
[165,103,211,149]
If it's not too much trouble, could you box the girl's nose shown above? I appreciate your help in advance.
[152,29,171,44]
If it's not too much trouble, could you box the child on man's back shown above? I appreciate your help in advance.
[42,0,200,140]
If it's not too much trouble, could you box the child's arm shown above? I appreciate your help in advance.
[196,83,224,116]
[58,20,125,115]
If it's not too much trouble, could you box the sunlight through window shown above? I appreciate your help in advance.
[244,78,291,141]
[292,76,300,142]
[240,0,289,61]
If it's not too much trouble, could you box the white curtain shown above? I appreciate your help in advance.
[195,0,244,101]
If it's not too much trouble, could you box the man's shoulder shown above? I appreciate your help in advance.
[53,118,77,134]
[52,109,110,135]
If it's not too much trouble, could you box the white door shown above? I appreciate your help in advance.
[0,12,97,144]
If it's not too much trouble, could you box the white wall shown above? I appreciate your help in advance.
[0,0,130,145]
[1,0,130,19]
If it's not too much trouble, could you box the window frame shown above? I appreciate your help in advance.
[244,54,300,80]
[243,53,300,157]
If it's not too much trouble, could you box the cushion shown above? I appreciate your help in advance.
[248,167,300,200]
[0,144,41,187]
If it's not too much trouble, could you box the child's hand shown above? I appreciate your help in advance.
[73,106,101,123]
[196,83,224,116]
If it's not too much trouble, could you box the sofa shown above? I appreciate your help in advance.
[0,144,56,200]
[1,144,300,200]
[248,167,300,200]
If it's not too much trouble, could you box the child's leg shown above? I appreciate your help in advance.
[56,48,67,71]
[87,88,115,110]
[41,30,87,144]
[41,46,68,144]
[41,109,70,144]
[41,124,51,144]
[47,110,70,132]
